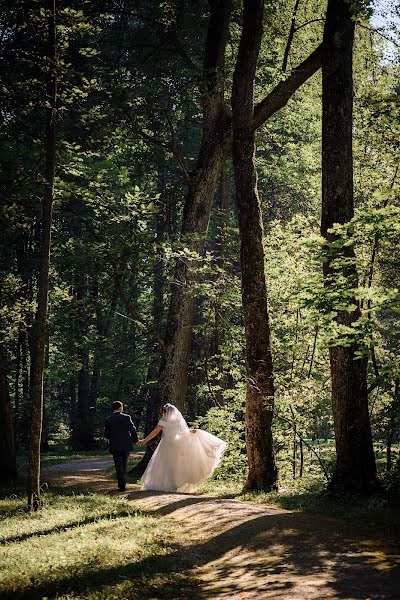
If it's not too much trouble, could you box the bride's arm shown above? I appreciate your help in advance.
[137,425,162,446]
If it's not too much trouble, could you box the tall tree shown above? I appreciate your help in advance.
[232,0,277,491]
[321,0,378,492]
[27,0,57,510]
[155,1,322,414]
[156,0,233,414]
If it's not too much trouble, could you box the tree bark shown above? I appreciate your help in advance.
[155,9,322,414]
[156,0,233,414]
[321,0,378,492]
[27,0,57,510]
[232,0,277,491]
[0,342,18,481]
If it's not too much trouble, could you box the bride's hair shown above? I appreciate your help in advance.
[162,403,175,418]
[162,403,189,432]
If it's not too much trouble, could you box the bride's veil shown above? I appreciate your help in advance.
[162,404,189,436]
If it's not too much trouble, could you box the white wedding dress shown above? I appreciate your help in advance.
[140,406,227,493]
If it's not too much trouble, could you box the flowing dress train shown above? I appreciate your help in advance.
[140,410,227,493]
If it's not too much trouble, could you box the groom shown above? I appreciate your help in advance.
[104,401,138,492]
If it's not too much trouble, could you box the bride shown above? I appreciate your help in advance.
[137,403,227,493]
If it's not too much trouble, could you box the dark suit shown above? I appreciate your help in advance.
[104,411,138,490]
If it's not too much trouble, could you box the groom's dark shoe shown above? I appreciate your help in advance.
[118,486,126,492]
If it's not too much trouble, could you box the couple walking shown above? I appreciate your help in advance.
[104,401,227,493]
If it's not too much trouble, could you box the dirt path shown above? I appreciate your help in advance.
[42,457,400,599]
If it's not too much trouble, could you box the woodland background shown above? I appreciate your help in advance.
[0,0,399,506]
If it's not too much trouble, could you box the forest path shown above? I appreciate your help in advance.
[42,457,400,599]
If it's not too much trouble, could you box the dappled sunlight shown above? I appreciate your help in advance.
[2,459,399,599]
[0,496,182,599]
[128,490,400,599]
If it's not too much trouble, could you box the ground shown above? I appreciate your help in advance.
[30,456,400,599]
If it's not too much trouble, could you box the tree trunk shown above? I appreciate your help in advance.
[321,0,378,493]
[232,0,277,492]
[27,0,57,510]
[157,135,231,416]
[0,342,18,481]
[154,3,322,414]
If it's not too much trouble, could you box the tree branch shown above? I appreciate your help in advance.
[252,44,322,130]
[282,0,301,73]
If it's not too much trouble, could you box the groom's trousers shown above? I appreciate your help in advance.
[112,450,129,490]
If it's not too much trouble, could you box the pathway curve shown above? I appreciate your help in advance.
[42,457,400,599]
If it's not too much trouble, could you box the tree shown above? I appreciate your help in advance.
[27,0,57,510]
[232,0,277,491]
[321,0,378,492]
[155,1,322,417]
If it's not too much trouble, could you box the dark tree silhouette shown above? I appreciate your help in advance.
[321,0,378,492]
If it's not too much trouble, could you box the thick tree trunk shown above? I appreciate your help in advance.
[155,1,233,414]
[27,0,56,510]
[232,0,277,491]
[154,4,322,414]
[157,129,231,416]
[322,0,378,492]
[0,342,18,481]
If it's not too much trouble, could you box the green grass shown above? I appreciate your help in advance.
[0,487,199,599]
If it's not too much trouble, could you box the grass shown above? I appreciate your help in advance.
[1,447,199,599]
[0,486,199,599]
[2,443,399,598]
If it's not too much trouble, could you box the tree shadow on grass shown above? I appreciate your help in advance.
[0,509,136,546]
[3,503,400,600]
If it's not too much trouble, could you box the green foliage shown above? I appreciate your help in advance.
[194,388,247,481]
[0,0,399,492]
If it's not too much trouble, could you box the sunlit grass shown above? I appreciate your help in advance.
[0,489,197,599]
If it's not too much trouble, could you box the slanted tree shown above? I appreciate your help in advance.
[156,0,233,414]
[27,0,57,510]
[232,0,277,491]
[321,0,378,492]
[155,0,322,414]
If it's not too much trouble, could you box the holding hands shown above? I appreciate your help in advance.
[137,425,196,448]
